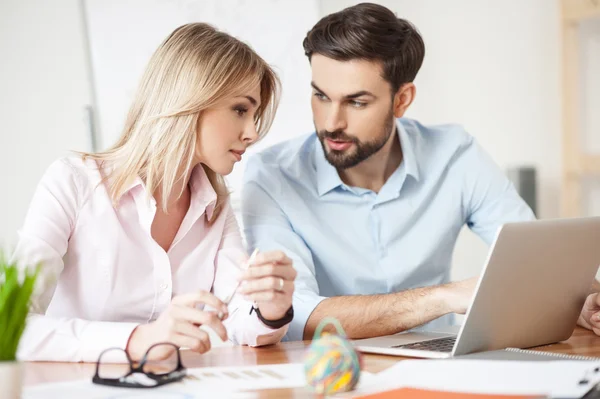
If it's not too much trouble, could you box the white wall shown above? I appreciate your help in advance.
[321,0,564,280]
[0,0,92,247]
[83,0,319,209]
[2,0,597,282]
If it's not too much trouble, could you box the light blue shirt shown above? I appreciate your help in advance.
[242,118,535,341]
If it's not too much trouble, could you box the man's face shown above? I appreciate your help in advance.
[310,54,396,169]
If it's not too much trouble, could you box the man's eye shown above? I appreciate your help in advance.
[350,100,367,109]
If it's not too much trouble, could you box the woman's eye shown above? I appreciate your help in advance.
[234,107,248,116]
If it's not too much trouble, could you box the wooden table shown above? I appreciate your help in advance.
[23,327,600,398]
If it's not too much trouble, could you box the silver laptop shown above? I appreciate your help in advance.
[354,217,600,358]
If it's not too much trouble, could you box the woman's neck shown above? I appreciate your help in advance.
[154,167,193,212]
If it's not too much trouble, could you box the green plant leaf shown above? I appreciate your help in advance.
[0,254,39,361]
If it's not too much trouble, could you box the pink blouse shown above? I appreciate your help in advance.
[13,157,286,362]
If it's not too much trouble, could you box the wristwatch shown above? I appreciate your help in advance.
[250,305,294,329]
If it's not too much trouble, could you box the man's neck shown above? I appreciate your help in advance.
[338,131,403,193]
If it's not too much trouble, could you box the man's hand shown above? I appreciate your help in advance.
[444,277,478,314]
[578,293,600,336]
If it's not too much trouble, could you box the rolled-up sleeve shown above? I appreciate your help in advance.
[242,167,326,341]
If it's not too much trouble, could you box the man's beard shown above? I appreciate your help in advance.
[317,109,395,170]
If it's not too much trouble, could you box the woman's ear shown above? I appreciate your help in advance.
[393,83,416,118]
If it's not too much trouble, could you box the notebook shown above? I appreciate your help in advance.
[456,348,600,362]
[355,388,543,399]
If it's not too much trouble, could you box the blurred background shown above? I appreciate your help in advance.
[1,0,599,282]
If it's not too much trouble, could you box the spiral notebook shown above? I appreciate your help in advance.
[355,388,543,399]
[456,348,600,362]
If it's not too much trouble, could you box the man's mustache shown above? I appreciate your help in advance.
[318,130,358,143]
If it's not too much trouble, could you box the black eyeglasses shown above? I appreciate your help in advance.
[92,343,187,389]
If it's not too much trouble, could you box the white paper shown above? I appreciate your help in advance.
[355,359,600,398]
[186,363,306,391]
[24,363,374,398]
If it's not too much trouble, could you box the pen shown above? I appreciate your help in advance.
[217,248,259,320]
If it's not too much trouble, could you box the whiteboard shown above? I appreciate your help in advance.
[83,0,319,206]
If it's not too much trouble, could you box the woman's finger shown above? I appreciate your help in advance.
[243,290,290,303]
[171,332,210,354]
[237,277,293,295]
[174,320,220,349]
[171,291,227,314]
[239,264,297,281]
[171,306,228,341]
[249,251,291,266]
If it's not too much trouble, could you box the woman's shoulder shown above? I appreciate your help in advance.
[43,155,106,196]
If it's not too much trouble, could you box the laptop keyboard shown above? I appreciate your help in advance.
[391,336,456,352]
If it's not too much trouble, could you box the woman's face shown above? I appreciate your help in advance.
[196,84,261,175]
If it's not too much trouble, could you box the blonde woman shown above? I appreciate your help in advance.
[13,23,296,363]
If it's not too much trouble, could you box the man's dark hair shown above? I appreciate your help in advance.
[303,2,425,93]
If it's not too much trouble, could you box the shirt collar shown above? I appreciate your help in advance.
[188,164,217,221]
[314,138,344,196]
[397,119,420,183]
[122,175,143,193]
[314,119,420,197]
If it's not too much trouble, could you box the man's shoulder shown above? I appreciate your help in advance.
[244,133,317,185]
[400,118,474,149]
[399,118,480,171]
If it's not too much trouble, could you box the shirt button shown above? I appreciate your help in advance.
[159,282,169,291]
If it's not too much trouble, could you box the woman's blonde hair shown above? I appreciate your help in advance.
[82,23,280,221]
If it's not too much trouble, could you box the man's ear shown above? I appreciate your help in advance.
[393,83,416,118]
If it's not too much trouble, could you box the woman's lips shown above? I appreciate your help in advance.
[230,150,245,161]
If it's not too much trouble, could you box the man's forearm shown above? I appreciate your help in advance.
[303,283,456,340]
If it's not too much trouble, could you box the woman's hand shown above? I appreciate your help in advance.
[237,250,296,321]
[127,291,229,360]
